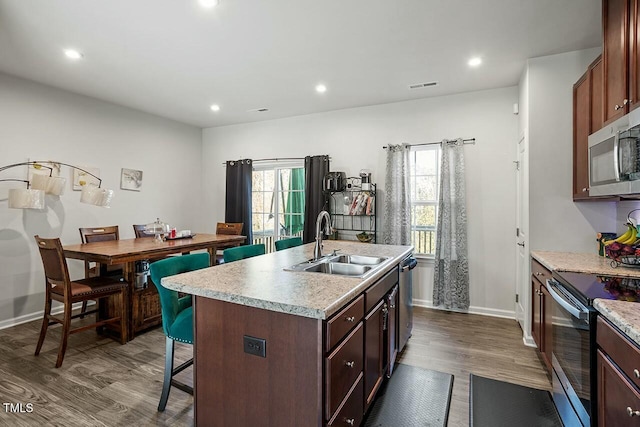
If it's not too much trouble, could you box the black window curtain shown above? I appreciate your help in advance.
[303,155,330,243]
[225,159,253,244]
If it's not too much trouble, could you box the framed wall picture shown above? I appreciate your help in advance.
[72,167,100,190]
[120,168,143,191]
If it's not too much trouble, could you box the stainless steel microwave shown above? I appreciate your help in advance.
[589,109,640,197]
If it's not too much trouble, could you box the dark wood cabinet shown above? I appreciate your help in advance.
[597,317,640,425]
[530,259,552,373]
[573,55,618,201]
[603,0,630,124]
[193,262,404,427]
[364,299,385,409]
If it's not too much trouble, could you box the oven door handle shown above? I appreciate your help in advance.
[546,280,588,321]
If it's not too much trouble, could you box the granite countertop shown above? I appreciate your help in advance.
[594,299,640,346]
[161,240,413,320]
[531,250,640,278]
[532,250,640,346]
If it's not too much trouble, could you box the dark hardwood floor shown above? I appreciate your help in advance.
[0,307,549,426]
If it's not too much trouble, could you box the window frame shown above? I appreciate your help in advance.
[409,145,441,257]
[251,161,305,252]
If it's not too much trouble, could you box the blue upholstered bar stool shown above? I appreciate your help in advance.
[222,243,266,263]
[274,237,303,251]
[149,252,210,411]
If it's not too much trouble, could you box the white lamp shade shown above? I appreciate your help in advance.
[31,174,66,195]
[80,185,114,207]
[8,188,45,209]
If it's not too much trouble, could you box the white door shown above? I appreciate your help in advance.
[515,130,529,335]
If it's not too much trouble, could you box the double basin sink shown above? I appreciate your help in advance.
[285,253,390,278]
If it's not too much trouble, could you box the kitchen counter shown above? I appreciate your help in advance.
[531,251,640,347]
[170,240,413,426]
[531,250,640,278]
[162,240,413,319]
[594,299,640,347]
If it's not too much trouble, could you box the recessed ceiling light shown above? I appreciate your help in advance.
[210,104,221,112]
[199,0,219,8]
[315,84,327,93]
[468,57,482,67]
[64,49,83,60]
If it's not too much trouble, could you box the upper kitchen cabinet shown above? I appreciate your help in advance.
[574,56,610,200]
[602,0,640,124]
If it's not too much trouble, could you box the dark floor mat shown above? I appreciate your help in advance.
[470,374,562,427]
[363,363,453,427]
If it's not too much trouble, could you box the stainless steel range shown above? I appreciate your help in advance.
[549,271,640,427]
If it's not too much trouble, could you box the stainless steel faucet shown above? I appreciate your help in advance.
[314,210,332,260]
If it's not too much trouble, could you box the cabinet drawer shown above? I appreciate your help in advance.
[598,316,640,389]
[326,295,364,352]
[328,373,364,427]
[326,322,364,420]
[365,266,398,313]
[597,349,640,426]
[531,258,551,285]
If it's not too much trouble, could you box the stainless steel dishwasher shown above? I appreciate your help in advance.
[398,255,417,352]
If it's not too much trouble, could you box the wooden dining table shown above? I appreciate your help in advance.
[63,233,246,341]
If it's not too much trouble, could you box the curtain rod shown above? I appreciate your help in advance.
[382,138,476,149]
[221,156,331,166]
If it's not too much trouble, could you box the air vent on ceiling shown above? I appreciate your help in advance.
[409,81,438,89]
[247,108,269,113]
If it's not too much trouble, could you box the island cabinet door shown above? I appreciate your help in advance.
[193,296,323,427]
[364,299,385,409]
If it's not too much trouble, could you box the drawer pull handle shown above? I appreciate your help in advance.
[627,407,640,417]
[345,316,356,322]
[345,418,355,426]
[535,272,543,276]
[634,369,640,379]
[345,361,355,368]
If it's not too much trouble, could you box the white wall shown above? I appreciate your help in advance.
[528,48,617,253]
[0,72,202,327]
[202,87,520,317]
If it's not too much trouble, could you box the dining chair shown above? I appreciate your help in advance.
[133,224,154,238]
[149,253,210,411]
[223,243,266,263]
[79,226,123,277]
[274,237,303,251]
[78,226,124,316]
[34,236,128,368]
[215,222,244,264]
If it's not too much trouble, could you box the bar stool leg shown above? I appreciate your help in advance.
[158,337,175,411]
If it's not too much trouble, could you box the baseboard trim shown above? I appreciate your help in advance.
[522,333,536,348]
[413,298,516,320]
[0,301,95,331]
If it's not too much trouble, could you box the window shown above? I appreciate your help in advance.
[252,164,305,252]
[409,146,440,256]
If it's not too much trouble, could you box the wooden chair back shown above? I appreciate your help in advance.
[79,226,120,243]
[133,224,154,238]
[216,222,243,235]
[78,226,121,277]
[35,236,71,290]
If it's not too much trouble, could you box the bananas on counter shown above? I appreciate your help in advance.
[602,223,640,246]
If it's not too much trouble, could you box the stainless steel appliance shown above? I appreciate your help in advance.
[323,171,346,192]
[399,256,417,352]
[548,271,640,426]
[589,108,640,197]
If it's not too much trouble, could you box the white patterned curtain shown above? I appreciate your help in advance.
[433,139,469,310]
[383,144,411,245]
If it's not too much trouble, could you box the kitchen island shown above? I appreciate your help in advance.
[162,240,413,427]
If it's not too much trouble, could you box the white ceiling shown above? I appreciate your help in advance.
[0,0,601,128]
